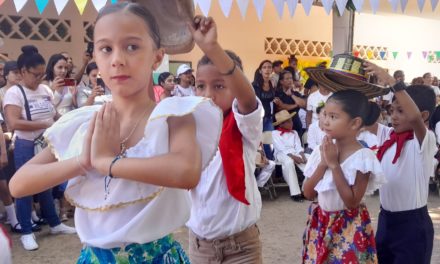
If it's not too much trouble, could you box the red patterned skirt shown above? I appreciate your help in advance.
[302,202,377,264]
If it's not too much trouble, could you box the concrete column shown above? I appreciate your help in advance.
[332,9,355,55]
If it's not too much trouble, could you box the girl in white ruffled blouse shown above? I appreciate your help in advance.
[302,90,386,264]
[9,2,222,263]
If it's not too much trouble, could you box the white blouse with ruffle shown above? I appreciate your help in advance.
[44,96,222,248]
[304,147,386,211]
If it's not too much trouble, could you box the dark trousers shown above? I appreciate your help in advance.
[376,206,433,264]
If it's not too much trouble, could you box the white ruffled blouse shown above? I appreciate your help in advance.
[304,147,386,211]
[45,96,222,248]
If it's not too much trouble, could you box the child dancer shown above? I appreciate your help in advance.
[9,2,222,262]
[302,90,386,263]
[364,63,437,264]
[272,110,306,202]
[187,16,263,263]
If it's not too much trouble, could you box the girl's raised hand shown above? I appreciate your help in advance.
[78,112,97,173]
[363,61,395,87]
[90,103,121,175]
[322,135,339,169]
[189,16,218,52]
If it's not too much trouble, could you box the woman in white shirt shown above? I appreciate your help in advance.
[4,45,76,251]
[43,54,77,115]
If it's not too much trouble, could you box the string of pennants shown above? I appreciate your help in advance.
[195,0,439,20]
[1,1,439,18]
[0,0,117,15]
[353,50,440,62]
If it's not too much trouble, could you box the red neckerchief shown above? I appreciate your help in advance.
[218,110,249,205]
[377,130,414,164]
[277,127,293,135]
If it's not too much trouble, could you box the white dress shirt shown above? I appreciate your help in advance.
[272,129,304,159]
[187,98,263,240]
[377,124,437,212]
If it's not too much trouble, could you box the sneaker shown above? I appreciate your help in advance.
[50,223,76,235]
[20,233,39,251]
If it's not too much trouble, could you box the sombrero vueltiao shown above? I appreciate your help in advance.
[273,110,297,126]
[135,0,195,54]
[305,54,390,98]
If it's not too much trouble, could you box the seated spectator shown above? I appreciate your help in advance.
[174,64,195,96]
[270,60,283,88]
[255,146,276,188]
[412,77,424,85]
[274,70,306,138]
[272,110,306,202]
[76,62,109,107]
[42,54,77,115]
[158,72,176,101]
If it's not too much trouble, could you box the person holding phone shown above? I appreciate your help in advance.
[43,54,77,116]
[76,62,108,107]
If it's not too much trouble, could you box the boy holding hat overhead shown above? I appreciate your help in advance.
[272,110,306,202]
[364,62,436,264]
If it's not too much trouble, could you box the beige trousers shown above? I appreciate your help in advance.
[189,224,263,264]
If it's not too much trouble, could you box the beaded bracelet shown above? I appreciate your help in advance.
[104,155,123,200]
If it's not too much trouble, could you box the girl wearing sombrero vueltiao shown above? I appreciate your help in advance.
[302,54,387,264]
[9,2,223,263]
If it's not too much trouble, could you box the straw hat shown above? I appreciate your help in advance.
[136,0,195,54]
[305,54,390,98]
[273,110,297,126]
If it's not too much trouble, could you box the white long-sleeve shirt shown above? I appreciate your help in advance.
[272,129,304,159]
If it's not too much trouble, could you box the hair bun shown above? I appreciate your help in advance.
[21,45,39,55]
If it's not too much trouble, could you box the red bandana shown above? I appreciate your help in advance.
[376,130,414,164]
[277,127,293,135]
[218,111,249,205]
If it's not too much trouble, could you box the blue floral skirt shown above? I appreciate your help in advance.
[302,202,377,264]
[77,235,190,264]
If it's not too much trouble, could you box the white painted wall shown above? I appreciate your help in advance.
[354,12,440,80]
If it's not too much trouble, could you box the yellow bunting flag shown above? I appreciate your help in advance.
[74,0,88,15]
[367,50,373,59]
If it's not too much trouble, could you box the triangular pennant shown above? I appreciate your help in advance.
[369,0,380,13]
[392,51,398,59]
[272,0,285,19]
[335,0,348,15]
[367,50,373,59]
[253,0,266,21]
[422,51,428,59]
[389,0,399,12]
[436,51,440,59]
[237,0,250,19]
[301,0,314,15]
[111,0,117,3]
[219,0,234,17]
[400,0,408,12]
[417,0,425,11]
[35,0,49,14]
[352,0,364,11]
[13,0,28,12]
[197,0,211,16]
[54,0,69,14]
[286,0,298,17]
[321,0,334,15]
[74,0,88,15]
[431,0,439,10]
[379,51,387,59]
[407,51,412,59]
[354,51,360,57]
[428,54,435,63]
[92,0,106,12]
